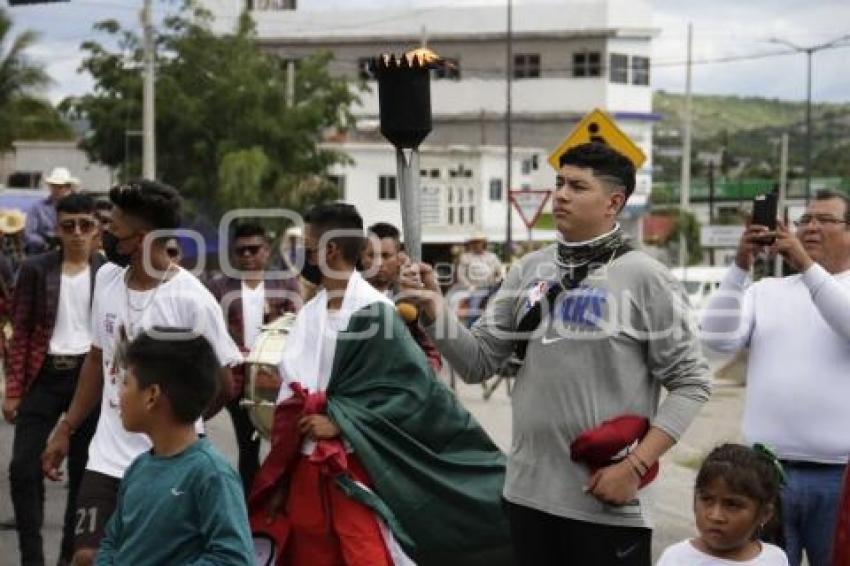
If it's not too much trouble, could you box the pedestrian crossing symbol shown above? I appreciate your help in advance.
[547,108,647,171]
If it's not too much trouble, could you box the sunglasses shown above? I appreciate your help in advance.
[166,247,181,258]
[235,244,263,256]
[58,219,97,234]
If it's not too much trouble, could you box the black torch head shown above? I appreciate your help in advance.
[374,51,437,149]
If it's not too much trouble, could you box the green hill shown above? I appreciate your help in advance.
[652,92,850,181]
[653,91,850,139]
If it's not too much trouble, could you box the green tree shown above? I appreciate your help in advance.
[0,8,72,149]
[64,3,356,214]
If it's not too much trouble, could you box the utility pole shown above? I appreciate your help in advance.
[678,23,693,268]
[142,0,156,180]
[774,133,789,277]
[768,33,850,203]
[285,60,296,109]
[708,160,715,266]
[504,0,513,263]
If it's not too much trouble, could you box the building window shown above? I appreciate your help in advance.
[632,56,650,85]
[327,175,346,198]
[422,185,441,225]
[573,51,601,78]
[357,57,374,80]
[434,58,461,80]
[610,53,628,84]
[378,176,397,200]
[489,178,503,201]
[514,53,541,79]
[247,0,296,10]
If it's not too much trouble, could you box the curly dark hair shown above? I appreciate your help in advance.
[108,179,182,230]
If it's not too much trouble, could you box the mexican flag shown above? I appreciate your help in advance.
[250,275,513,566]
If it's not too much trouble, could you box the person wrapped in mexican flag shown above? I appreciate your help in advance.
[248,203,511,566]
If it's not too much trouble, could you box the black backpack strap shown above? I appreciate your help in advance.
[513,243,633,361]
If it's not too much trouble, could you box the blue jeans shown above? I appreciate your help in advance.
[780,462,846,566]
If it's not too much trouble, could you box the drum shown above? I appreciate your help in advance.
[241,313,297,440]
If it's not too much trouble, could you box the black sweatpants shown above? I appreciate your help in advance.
[9,365,98,565]
[504,499,651,566]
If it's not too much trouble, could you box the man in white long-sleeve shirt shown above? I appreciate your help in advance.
[700,189,850,566]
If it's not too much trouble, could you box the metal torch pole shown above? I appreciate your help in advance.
[396,147,422,262]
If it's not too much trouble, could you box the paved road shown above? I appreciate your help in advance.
[0,352,743,565]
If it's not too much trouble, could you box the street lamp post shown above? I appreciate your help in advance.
[769,34,850,203]
[504,0,513,263]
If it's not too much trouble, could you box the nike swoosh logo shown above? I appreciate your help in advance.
[170,488,185,496]
[615,542,639,559]
[541,335,570,345]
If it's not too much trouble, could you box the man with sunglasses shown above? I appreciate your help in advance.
[206,222,300,494]
[3,193,104,565]
[702,189,850,566]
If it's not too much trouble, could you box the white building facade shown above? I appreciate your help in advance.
[324,142,554,246]
[8,141,114,192]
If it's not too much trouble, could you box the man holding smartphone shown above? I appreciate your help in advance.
[701,189,850,566]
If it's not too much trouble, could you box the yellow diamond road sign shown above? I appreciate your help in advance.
[547,108,647,171]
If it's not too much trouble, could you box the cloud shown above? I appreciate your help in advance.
[651,0,850,102]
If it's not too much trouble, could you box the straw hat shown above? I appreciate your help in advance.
[0,209,26,234]
[467,230,488,243]
[44,167,79,186]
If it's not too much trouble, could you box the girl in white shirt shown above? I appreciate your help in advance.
[657,443,789,566]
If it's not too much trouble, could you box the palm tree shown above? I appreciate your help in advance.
[0,8,51,147]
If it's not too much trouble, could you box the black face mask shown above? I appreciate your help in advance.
[299,259,323,286]
[102,231,133,268]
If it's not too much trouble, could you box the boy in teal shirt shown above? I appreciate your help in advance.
[96,327,253,565]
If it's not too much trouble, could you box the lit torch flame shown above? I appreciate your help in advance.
[403,47,456,70]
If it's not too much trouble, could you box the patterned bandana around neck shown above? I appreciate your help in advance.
[555,225,626,270]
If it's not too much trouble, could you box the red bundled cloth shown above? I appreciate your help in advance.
[570,414,659,488]
[247,383,389,566]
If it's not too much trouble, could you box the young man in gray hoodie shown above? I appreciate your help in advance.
[401,142,711,566]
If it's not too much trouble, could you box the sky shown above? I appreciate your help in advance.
[5,0,850,104]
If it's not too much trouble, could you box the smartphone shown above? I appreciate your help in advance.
[751,193,778,244]
[752,193,778,230]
